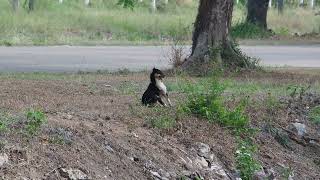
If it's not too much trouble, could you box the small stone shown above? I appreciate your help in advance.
[59,168,88,180]
[159,169,170,178]
[66,114,73,120]
[288,123,307,137]
[105,145,114,153]
[150,170,162,179]
[194,156,209,168]
[0,153,9,167]
[196,142,210,156]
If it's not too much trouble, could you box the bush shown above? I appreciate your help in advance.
[182,77,249,128]
[231,22,273,39]
[236,139,262,180]
[25,109,46,135]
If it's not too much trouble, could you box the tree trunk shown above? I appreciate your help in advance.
[11,0,19,11]
[182,0,252,74]
[246,0,270,29]
[310,0,315,8]
[151,0,156,12]
[84,0,90,6]
[277,0,284,14]
[28,0,34,11]
[269,0,272,8]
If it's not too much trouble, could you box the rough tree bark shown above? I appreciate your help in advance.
[246,0,270,29]
[182,0,252,74]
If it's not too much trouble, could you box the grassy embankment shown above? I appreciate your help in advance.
[0,0,319,46]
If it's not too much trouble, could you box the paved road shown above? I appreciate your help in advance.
[0,45,319,72]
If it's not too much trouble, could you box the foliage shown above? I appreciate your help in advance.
[25,109,46,135]
[287,84,310,100]
[0,111,14,133]
[179,75,265,179]
[309,106,320,124]
[117,0,136,9]
[235,138,262,180]
[231,22,273,39]
[182,77,249,128]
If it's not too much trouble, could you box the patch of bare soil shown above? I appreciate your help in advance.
[0,71,319,179]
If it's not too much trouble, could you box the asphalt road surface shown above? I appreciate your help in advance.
[0,45,319,72]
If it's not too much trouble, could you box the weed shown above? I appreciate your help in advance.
[268,127,292,150]
[180,75,264,179]
[287,84,311,101]
[168,42,186,68]
[231,22,273,39]
[149,115,176,129]
[182,77,249,128]
[25,109,46,136]
[145,106,177,129]
[235,139,262,180]
[47,127,73,145]
[117,81,140,95]
[0,111,15,133]
[280,166,294,179]
[309,106,320,124]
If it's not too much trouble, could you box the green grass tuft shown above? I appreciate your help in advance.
[25,109,47,136]
[309,106,320,124]
[231,22,273,39]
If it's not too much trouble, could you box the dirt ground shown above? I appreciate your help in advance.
[0,70,319,180]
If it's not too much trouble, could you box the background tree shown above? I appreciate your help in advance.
[11,0,19,11]
[119,0,255,74]
[246,0,270,29]
[181,0,255,73]
[23,0,35,11]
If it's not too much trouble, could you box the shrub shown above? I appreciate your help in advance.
[182,77,249,128]
[25,109,46,135]
[231,22,273,39]
[236,139,262,180]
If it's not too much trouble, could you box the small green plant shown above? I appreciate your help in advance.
[0,111,13,133]
[309,106,320,124]
[287,84,311,101]
[235,139,262,180]
[181,76,263,179]
[182,77,249,128]
[25,109,46,136]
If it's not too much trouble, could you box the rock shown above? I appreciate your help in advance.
[196,142,210,156]
[159,168,170,178]
[288,123,307,137]
[66,114,73,120]
[253,170,267,180]
[0,153,9,167]
[194,156,209,168]
[150,170,162,179]
[59,168,88,180]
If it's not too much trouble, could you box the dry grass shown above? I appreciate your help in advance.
[268,8,320,35]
